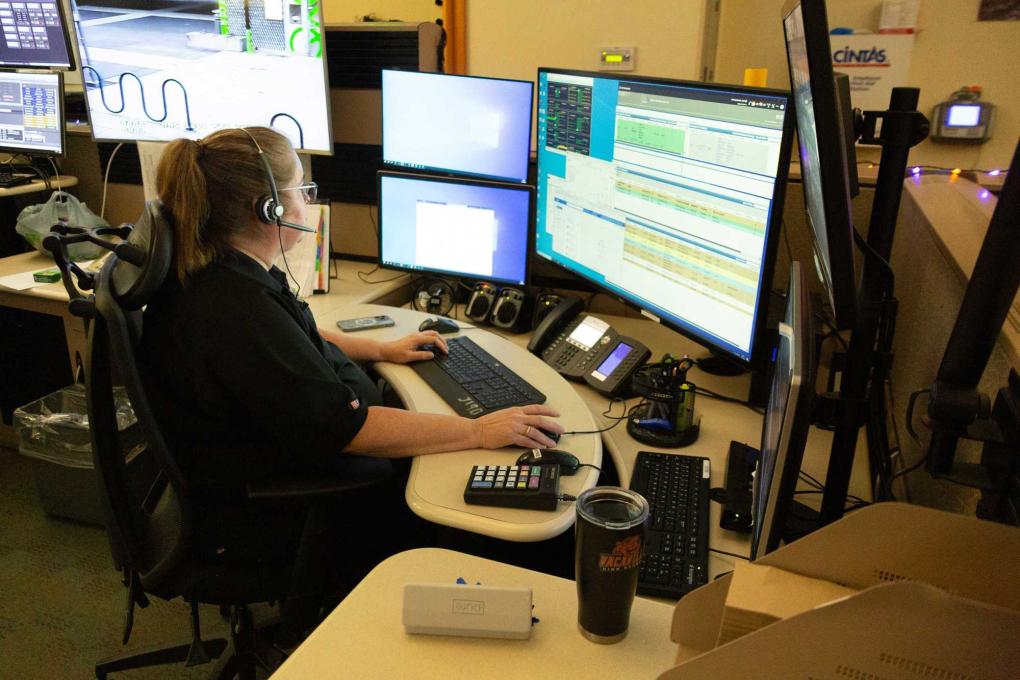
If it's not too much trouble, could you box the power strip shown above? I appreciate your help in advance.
[402,583,534,640]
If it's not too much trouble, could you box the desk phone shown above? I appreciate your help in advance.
[528,298,650,397]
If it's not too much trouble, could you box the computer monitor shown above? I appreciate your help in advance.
[382,70,533,183]
[0,70,64,156]
[377,171,532,287]
[0,0,74,70]
[534,68,793,366]
[71,0,332,152]
[783,0,858,329]
[750,260,815,559]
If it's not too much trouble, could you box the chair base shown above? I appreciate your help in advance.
[95,606,284,680]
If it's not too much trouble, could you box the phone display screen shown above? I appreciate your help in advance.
[568,316,609,350]
[591,343,632,381]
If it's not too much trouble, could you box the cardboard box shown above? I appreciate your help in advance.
[659,503,1020,679]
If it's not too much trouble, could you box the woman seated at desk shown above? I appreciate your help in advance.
[139,127,561,566]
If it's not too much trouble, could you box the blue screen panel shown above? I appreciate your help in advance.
[379,173,531,286]
[382,70,533,183]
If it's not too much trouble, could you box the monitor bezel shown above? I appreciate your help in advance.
[376,169,534,288]
[0,0,75,71]
[534,66,795,367]
[750,260,815,559]
[0,70,65,157]
[782,0,858,329]
[74,3,334,155]
[381,69,534,184]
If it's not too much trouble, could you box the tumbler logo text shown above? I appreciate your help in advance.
[599,535,643,571]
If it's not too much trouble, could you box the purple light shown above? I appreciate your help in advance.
[911,166,921,175]
[980,190,990,200]
[988,169,1001,177]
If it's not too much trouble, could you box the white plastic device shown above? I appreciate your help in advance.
[402,583,534,640]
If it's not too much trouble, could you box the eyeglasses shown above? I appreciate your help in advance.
[279,181,318,204]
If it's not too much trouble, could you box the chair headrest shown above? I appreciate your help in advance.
[110,201,173,310]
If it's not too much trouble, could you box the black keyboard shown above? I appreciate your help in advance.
[629,451,711,599]
[411,336,546,418]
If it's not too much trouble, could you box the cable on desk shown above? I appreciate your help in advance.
[709,548,750,561]
[694,387,764,415]
[556,494,577,503]
[575,463,602,474]
[561,398,641,436]
[46,156,60,192]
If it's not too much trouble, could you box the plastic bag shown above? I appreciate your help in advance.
[14,384,140,469]
[16,190,110,261]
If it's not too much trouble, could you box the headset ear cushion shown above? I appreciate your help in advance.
[256,196,279,224]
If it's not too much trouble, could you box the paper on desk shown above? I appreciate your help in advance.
[137,142,167,202]
[0,270,44,290]
[0,260,94,291]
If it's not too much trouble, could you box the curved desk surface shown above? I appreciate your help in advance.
[313,302,602,542]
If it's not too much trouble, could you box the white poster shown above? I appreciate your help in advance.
[830,34,914,111]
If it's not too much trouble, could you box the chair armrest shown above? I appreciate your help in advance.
[246,459,393,503]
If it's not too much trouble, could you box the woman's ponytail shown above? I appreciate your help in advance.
[157,138,211,282]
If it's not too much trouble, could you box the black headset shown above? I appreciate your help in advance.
[239,127,314,233]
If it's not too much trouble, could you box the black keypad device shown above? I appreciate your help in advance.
[464,465,561,511]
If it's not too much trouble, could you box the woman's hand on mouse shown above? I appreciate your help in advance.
[473,405,564,449]
[381,331,449,363]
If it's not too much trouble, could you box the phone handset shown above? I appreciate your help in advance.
[527,295,585,355]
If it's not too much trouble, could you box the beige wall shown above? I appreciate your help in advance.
[467,0,707,84]
[322,0,440,24]
[715,0,1020,171]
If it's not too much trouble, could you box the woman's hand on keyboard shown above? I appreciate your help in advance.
[381,331,449,363]
[474,405,563,449]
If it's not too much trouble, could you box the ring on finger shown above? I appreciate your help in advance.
[525,425,532,437]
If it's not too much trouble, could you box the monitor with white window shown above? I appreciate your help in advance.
[534,68,794,365]
[377,171,532,287]
[382,70,534,184]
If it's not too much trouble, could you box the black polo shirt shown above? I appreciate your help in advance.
[140,250,379,499]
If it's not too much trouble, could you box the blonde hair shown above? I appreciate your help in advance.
[156,127,297,281]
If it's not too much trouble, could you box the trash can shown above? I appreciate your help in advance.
[14,384,147,525]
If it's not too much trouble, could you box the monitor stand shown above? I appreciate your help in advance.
[696,352,746,376]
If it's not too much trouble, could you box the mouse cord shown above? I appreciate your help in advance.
[561,399,644,436]
[576,463,602,474]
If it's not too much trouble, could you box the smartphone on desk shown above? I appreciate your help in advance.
[337,315,395,332]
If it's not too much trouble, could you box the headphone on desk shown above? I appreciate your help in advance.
[238,127,314,233]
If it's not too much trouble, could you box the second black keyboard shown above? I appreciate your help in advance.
[629,451,711,599]
[411,336,546,418]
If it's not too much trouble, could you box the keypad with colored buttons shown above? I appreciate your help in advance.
[463,465,561,511]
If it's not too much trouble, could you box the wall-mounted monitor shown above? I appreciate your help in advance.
[71,0,332,152]
[0,0,74,70]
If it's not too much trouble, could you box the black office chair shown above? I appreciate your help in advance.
[55,202,391,679]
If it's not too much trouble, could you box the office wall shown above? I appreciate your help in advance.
[715,0,1020,171]
[467,0,707,84]
[322,0,440,23]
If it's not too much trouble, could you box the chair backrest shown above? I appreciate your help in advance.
[87,201,188,592]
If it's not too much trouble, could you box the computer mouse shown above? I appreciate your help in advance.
[538,428,560,445]
[515,448,580,476]
[419,317,460,334]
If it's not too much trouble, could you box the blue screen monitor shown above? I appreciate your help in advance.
[0,70,64,156]
[535,69,794,365]
[382,70,533,183]
[378,171,532,286]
